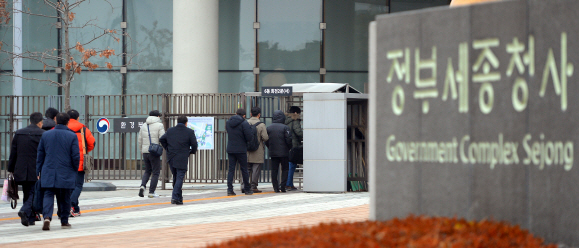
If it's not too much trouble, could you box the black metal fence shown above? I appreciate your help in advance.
[0,94,310,189]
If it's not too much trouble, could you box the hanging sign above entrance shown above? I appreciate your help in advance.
[261,86,292,96]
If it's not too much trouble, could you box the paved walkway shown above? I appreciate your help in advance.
[0,180,369,247]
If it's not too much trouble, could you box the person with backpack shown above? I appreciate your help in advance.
[285,106,303,191]
[243,106,269,193]
[265,110,292,193]
[67,109,96,217]
[225,108,254,196]
[138,110,166,198]
[7,112,45,226]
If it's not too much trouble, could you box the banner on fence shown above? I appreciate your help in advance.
[187,117,215,150]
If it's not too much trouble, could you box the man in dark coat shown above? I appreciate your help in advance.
[36,113,80,231]
[159,115,197,205]
[41,107,58,131]
[265,110,292,193]
[8,112,45,227]
[225,108,253,196]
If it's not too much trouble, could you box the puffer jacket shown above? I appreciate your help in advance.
[68,119,96,171]
[284,113,303,148]
[42,117,56,131]
[138,116,166,154]
[226,115,252,153]
[265,110,292,158]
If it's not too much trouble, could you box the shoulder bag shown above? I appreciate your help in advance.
[81,127,94,182]
[148,124,164,157]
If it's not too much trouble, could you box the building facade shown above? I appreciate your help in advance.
[0,0,449,96]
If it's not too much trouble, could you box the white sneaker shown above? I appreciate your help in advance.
[148,193,159,198]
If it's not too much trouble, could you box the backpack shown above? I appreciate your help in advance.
[247,122,263,151]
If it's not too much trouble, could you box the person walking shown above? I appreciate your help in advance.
[67,109,96,217]
[138,110,165,198]
[243,107,269,193]
[8,112,45,227]
[37,113,80,230]
[159,115,197,205]
[42,107,58,131]
[266,110,292,193]
[285,106,303,191]
[225,108,254,196]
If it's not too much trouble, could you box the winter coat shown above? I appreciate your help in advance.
[41,117,56,131]
[138,116,166,154]
[226,115,252,154]
[265,110,292,158]
[247,117,269,163]
[8,124,45,182]
[159,123,197,170]
[284,113,303,148]
[68,119,96,171]
[36,125,80,189]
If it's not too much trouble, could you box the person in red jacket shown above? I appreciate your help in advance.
[67,109,96,217]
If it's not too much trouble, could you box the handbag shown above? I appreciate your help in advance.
[81,127,94,177]
[1,178,8,202]
[7,173,18,209]
[147,124,164,157]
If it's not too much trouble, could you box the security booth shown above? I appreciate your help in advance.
[245,83,368,193]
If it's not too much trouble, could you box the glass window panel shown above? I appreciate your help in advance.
[260,72,319,88]
[0,0,13,71]
[391,0,449,13]
[325,0,387,71]
[69,0,122,67]
[22,72,58,95]
[258,0,321,70]
[325,72,368,93]
[126,0,173,70]
[0,75,12,95]
[219,0,255,70]
[219,72,254,93]
[126,72,172,95]
[70,71,122,95]
[22,0,58,70]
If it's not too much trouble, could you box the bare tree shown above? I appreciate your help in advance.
[0,0,134,111]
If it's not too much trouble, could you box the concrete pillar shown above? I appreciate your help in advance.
[173,0,219,93]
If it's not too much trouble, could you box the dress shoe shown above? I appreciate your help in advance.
[61,223,72,229]
[245,190,253,195]
[227,191,236,196]
[280,189,287,193]
[241,189,245,193]
[42,219,50,231]
[252,189,262,193]
[287,186,298,191]
[175,201,183,205]
[18,211,29,227]
[171,199,176,204]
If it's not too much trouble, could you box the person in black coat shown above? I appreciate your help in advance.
[41,107,58,131]
[265,110,292,192]
[225,108,253,196]
[36,113,80,230]
[8,112,45,227]
[159,115,197,205]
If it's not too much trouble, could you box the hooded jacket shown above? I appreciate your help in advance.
[265,110,292,158]
[226,115,252,153]
[41,117,56,131]
[68,119,96,172]
[138,116,166,154]
[284,113,303,148]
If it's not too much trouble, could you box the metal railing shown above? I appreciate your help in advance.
[0,94,314,189]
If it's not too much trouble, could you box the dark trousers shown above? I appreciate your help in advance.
[247,163,262,189]
[170,165,186,201]
[18,182,36,223]
[43,188,72,224]
[227,153,251,192]
[141,153,161,193]
[271,157,289,191]
[70,171,85,213]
